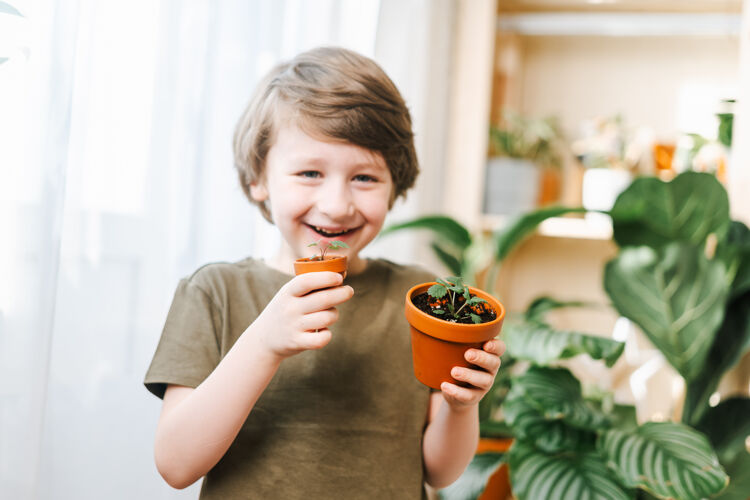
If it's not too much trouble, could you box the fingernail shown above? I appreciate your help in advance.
[452,367,462,377]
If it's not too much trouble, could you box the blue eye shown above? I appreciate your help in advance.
[298,171,320,178]
[354,174,377,182]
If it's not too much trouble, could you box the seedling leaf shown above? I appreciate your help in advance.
[428,284,448,298]
[471,313,482,324]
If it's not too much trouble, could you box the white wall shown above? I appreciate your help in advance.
[518,35,740,139]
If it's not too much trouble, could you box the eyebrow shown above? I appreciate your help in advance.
[292,157,388,172]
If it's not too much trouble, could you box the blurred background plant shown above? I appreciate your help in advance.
[484,112,568,217]
[571,114,646,172]
[489,112,566,170]
[382,171,750,500]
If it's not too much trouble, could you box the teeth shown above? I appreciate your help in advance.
[313,225,348,236]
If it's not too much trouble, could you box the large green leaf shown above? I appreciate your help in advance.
[438,452,505,500]
[599,422,729,499]
[695,397,750,466]
[508,440,632,500]
[716,220,750,299]
[380,215,472,250]
[609,172,730,249]
[430,241,463,277]
[504,367,609,452]
[682,290,750,425]
[504,321,624,367]
[604,243,728,381]
[523,296,591,323]
[714,451,750,500]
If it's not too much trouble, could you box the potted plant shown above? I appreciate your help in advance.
[383,172,749,498]
[405,276,505,390]
[293,239,349,277]
[571,114,642,225]
[485,112,565,216]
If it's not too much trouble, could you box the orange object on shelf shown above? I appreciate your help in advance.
[653,142,676,173]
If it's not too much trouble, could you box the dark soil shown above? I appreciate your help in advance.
[412,292,497,324]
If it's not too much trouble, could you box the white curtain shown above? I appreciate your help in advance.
[0,0,454,498]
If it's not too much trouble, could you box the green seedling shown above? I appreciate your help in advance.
[427,276,488,324]
[307,239,349,260]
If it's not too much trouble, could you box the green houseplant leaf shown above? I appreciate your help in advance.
[438,452,505,500]
[609,172,729,249]
[695,397,750,466]
[523,296,590,323]
[682,291,750,425]
[714,450,750,500]
[430,241,463,277]
[504,321,624,367]
[508,440,632,500]
[504,367,610,452]
[381,215,472,251]
[715,220,750,299]
[599,422,729,499]
[604,243,729,381]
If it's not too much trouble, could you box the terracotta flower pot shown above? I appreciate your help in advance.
[293,255,348,278]
[476,438,514,500]
[404,283,505,390]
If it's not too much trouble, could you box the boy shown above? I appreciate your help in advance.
[144,46,503,499]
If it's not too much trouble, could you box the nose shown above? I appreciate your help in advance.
[316,178,355,220]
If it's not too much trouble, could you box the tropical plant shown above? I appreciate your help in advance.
[380,171,749,499]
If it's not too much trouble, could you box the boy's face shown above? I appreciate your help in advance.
[251,123,394,274]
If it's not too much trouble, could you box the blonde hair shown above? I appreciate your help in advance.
[233,46,419,223]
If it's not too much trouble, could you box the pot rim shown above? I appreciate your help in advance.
[295,255,347,263]
[405,282,505,342]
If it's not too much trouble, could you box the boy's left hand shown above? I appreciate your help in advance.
[440,339,506,410]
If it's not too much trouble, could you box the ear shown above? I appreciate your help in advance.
[249,181,269,202]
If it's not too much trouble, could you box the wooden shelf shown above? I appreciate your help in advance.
[497,12,742,36]
[497,0,743,14]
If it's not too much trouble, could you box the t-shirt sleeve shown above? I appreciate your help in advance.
[144,278,222,399]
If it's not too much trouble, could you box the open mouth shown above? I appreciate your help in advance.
[305,223,358,238]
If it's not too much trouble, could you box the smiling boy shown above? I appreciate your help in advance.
[144,47,503,499]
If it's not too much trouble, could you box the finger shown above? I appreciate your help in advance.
[483,339,505,356]
[293,329,332,350]
[465,348,501,375]
[298,285,354,313]
[300,307,339,331]
[452,366,495,391]
[286,272,344,297]
[440,382,480,405]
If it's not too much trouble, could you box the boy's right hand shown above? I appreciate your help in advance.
[252,271,354,360]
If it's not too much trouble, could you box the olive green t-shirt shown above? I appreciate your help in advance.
[144,257,436,499]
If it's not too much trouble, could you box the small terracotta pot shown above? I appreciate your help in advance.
[404,283,505,390]
[293,255,348,279]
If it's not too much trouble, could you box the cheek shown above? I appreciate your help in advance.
[359,191,391,222]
